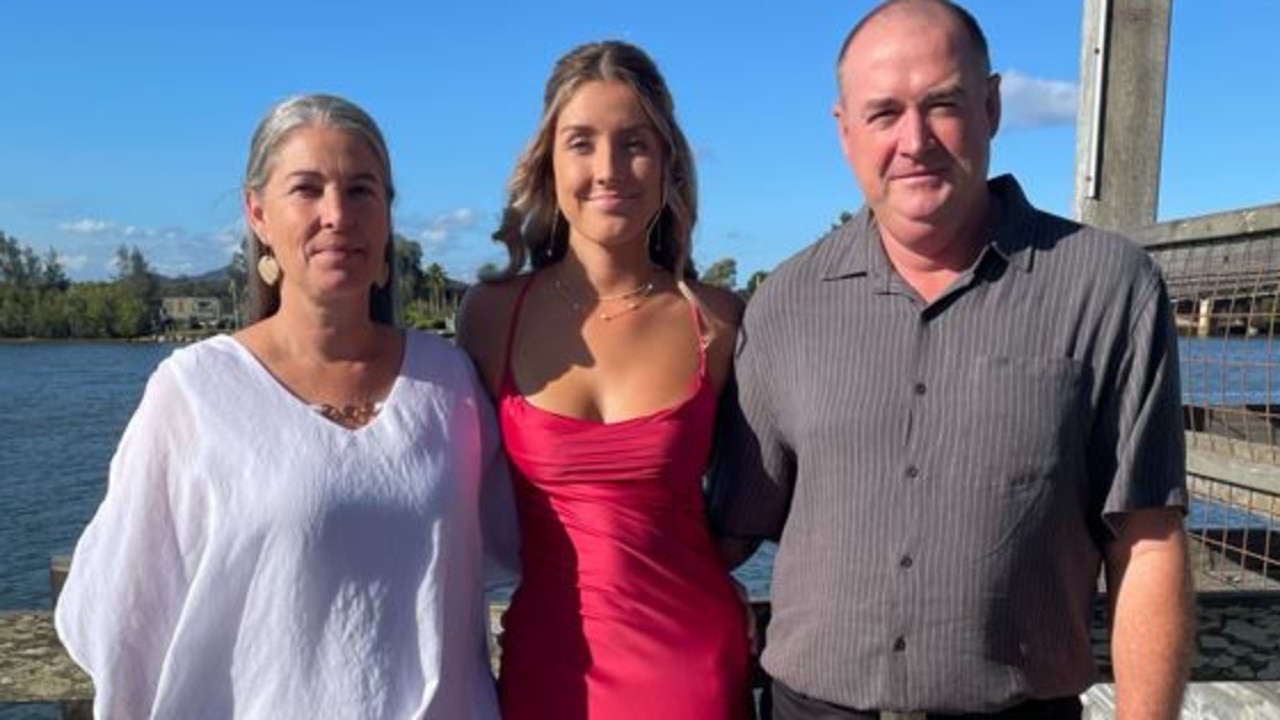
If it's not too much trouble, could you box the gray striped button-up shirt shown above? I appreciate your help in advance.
[710,175,1186,713]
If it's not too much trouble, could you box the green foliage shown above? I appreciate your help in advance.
[700,257,738,290]
[395,236,425,302]
[0,233,167,338]
[0,228,473,338]
[742,270,770,300]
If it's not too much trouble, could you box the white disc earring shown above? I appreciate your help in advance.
[257,254,281,286]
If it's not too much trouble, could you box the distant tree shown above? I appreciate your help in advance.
[424,262,449,317]
[0,290,27,336]
[395,237,425,302]
[700,257,738,290]
[227,242,249,328]
[40,248,69,292]
[29,292,70,338]
[831,210,855,230]
[475,261,501,281]
[113,244,159,334]
[64,284,110,338]
[742,270,770,300]
[0,232,35,288]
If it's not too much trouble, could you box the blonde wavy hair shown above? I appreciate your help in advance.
[487,40,698,283]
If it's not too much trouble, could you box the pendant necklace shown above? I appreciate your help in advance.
[551,271,658,322]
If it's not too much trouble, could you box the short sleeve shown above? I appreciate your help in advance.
[55,361,206,718]
[707,291,797,541]
[1096,267,1188,530]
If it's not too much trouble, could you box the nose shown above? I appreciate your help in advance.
[593,140,626,185]
[898,109,934,156]
[319,185,352,228]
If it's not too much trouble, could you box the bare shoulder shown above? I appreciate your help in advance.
[457,275,529,393]
[686,280,745,331]
[685,281,744,390]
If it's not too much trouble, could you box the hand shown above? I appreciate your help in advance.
[730,577,759,656]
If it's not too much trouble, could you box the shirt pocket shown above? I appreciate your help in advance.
[960,355,1089,490]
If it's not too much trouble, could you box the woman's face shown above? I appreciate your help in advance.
[246,125,390,306]
[551,80,664,252]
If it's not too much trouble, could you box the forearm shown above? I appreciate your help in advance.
[1106,511,1194,720]
[715,535,761,570]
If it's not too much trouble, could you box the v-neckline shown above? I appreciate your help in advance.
[219,332,409,436]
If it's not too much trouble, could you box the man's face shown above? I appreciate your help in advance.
[834,7,1000,246]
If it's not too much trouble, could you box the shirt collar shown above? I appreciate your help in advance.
[818,173,1038,282]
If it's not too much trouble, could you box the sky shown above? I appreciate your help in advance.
[2,1,1277,284]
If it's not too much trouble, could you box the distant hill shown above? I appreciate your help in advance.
[155,264,236,297]
[187,265,233,283]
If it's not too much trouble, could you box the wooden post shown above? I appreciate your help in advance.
[1074,0,1173,232]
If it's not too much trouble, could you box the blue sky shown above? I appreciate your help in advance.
[1,2,1276,283]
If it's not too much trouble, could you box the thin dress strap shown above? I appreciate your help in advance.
[500,274,538,394]
[686,291,709,381]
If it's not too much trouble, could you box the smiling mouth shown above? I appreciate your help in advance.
[586,192,642,206]
[894,167,944,180]
[310,247,367,260]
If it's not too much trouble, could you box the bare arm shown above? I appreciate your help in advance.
[1104,506,1193,720]
[456,281,516,397]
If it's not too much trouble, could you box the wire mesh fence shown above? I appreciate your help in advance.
[1149,230,1280,590]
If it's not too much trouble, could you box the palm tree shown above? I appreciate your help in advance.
[424,262,448,319]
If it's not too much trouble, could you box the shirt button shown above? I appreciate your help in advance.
[905,465,920,479]
[913,382,927,396]
[893,637,906,652]
[899,555,913,569]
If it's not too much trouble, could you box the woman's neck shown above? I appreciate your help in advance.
[267,297,381,363]
[558,241,661,297]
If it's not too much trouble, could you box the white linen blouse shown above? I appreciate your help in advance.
[55,331,514,720]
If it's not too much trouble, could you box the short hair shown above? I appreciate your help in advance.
[488,40,698,281]
[836,0,992,88]
[242,93,397,324]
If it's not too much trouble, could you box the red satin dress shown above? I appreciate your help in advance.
[496,276,751,720]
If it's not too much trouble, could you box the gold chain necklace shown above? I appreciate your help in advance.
[550,272,658,322]
[313,401,383,427]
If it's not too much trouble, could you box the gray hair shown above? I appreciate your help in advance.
[242,93,397,323]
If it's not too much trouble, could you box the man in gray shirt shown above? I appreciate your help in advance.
[710,1,1192,718]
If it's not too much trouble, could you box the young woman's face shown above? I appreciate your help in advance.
[552,81,664,251]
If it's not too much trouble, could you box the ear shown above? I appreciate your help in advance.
[985,73,1002,139]
[244,189,269,245]
[833,99,855,166]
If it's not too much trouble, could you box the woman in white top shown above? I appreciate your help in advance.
[55,93,513,720]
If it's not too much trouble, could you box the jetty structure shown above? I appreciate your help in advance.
[3,0,1280,716]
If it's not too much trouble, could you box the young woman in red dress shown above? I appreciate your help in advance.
[458,40,751,720]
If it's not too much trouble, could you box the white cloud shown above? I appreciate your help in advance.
[58,218,117,235]
[999,70,1078,130]
[413,207,481,247]
[43,217,244,280]
[59,254,89,271]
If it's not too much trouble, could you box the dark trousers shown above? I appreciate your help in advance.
[771,679,1082,720]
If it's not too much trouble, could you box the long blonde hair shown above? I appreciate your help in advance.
[487,40,698,283]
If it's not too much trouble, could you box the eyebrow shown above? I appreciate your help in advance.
[283,170,382,184]
[922,84,967,104]
[557,122,655,137]
[859,83,968,115]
